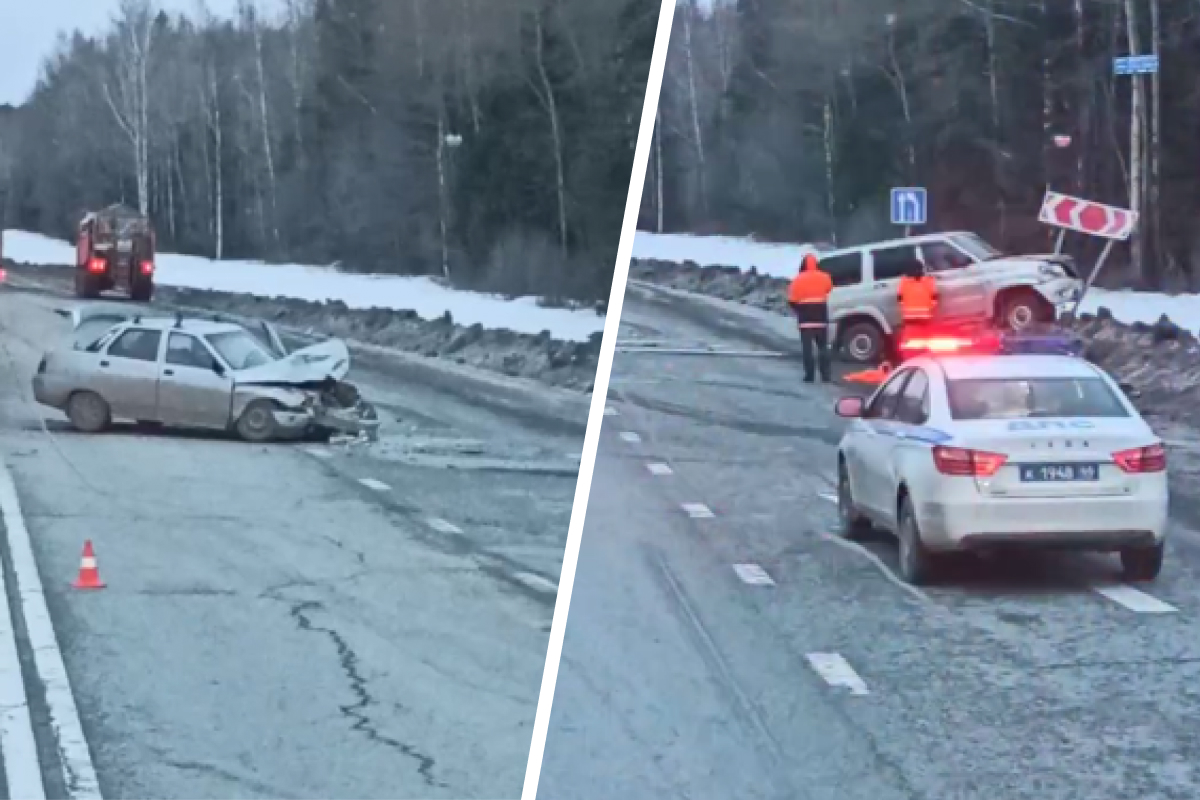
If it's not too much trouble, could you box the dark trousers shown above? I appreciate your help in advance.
[799,325,831,381]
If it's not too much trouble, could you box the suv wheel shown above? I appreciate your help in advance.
[839,320,886,364]
[998,290,1051,331]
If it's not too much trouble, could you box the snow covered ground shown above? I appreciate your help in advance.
[2,230,606,342]
[633,230,1200,334]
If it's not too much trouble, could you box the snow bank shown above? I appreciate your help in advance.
[2,230,606,342]
[633,230,1200,335]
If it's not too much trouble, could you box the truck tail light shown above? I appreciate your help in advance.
[140,260,154,275]
[932,446,1007,477]
[88,258,105,273]
[1113,443,1166,474]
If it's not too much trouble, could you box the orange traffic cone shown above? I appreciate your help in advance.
[72,541,105,590]
[844,361,894,385]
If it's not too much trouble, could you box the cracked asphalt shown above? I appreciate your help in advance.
[0,285,585,799]
[536,281,1200,800]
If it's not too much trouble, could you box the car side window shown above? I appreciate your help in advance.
[895,369,930,424]
[818,252,863,287]
[870,245,920,281]
[864,370,911,420]
[166,333,216,370]
[921,242,973,273]
[107,329,162,362]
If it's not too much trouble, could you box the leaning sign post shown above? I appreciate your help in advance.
[1037,190,1138,314]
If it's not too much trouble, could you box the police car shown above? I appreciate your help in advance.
[833,348,1168,586]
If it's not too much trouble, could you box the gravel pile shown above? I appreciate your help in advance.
[630,257,1200,426]
[1,261,602,392]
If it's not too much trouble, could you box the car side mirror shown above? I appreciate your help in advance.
[835,396,865,418]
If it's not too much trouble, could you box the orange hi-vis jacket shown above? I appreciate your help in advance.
[898,275,938,322]
[787,254,833,329]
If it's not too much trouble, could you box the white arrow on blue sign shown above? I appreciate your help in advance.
[890,187,927,226]
[1114,55,1158,75]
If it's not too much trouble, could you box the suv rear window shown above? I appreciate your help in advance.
[818,252,863,287]
[946,377,1129,420]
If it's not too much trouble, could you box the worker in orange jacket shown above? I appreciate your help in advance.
[787,254,834,383]
[897,260,939,337]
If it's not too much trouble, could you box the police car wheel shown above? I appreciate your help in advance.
[897,494,937,585]
[837,463,871,539]
[1120,542,1164,582]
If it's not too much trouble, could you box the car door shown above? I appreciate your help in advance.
[95,328,164,421]
[919,240,988,319]
[879,369,932,529]
[854,369,913,517]
[157,332,235,429]
[865,244,920,329]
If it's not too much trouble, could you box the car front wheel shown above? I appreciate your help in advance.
[236,400,280,443]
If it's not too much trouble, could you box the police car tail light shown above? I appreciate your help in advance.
[1112,443,1166,474]
[932,446,1007,477]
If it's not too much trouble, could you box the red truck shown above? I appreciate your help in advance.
[74,204,156,302]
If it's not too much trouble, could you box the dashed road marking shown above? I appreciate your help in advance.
[1094,585,1178,614]
[733,564,775,586]
[425,517,463,534]
[305,447,333,459]
[619,431,641,443]
[513,572,559,594]
[604,406,618,416]
[682,503,715,519]
[818,492,837,504]
[358,477,391,492]
[646,462,673,476]
[806,653,870,696]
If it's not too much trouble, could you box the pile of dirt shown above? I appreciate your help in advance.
[1,262,602,392]
[630,257,1200,426]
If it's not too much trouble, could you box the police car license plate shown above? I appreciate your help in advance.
[1019,463,1099,482]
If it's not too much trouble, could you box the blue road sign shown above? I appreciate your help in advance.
[1114,55,1158,75]
[890,187,927,226]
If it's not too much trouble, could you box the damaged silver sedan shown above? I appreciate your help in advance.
[32,304,380,442]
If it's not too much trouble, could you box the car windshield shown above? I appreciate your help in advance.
[205,330,276,370]
[946,377,1129,420]
[949,232,1003,261]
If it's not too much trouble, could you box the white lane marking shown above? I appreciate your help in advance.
[819,533,934,606]
[604,406,618,416]
[646,462,673,476]
[682,503,715,519]
[733,564,775,586]
[425,517,463,535]
[513,572,559,594]
[358,478,391,492]
[0,464,101,799]
[806,653,870,696]
[1094,585,1178,614]
[305,448,333,459]
[818,492,837,503]
[619,431,641,443]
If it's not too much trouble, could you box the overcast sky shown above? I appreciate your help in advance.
[0,0,283,106]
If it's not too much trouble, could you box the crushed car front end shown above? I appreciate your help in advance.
[233,379,381,442]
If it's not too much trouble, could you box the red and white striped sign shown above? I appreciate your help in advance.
[1038,191,1138,241]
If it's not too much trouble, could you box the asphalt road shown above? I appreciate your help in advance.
[0,283,586,799]
[537,280,1200,800]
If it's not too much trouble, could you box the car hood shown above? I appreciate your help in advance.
[234,338,351,385]
[981,253,1079,279]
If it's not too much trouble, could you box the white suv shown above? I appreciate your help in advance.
[819,232,1083,363]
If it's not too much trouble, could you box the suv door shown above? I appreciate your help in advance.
[919,240,988,319]
[96,328,163,420]
[863,244,919,330]
[158,332,235,429]
[853,368,913,516]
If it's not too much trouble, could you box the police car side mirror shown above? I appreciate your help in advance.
[835,396,865,418]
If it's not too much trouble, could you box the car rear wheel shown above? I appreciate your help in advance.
[1120,542,1164,582]
[897,493,938,585]
[836,462,872,539]
[839,320,886,364]
[66,391,111,434]
[236,400,280,443]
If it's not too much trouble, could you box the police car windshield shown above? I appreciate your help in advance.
[946,377,1129,420]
